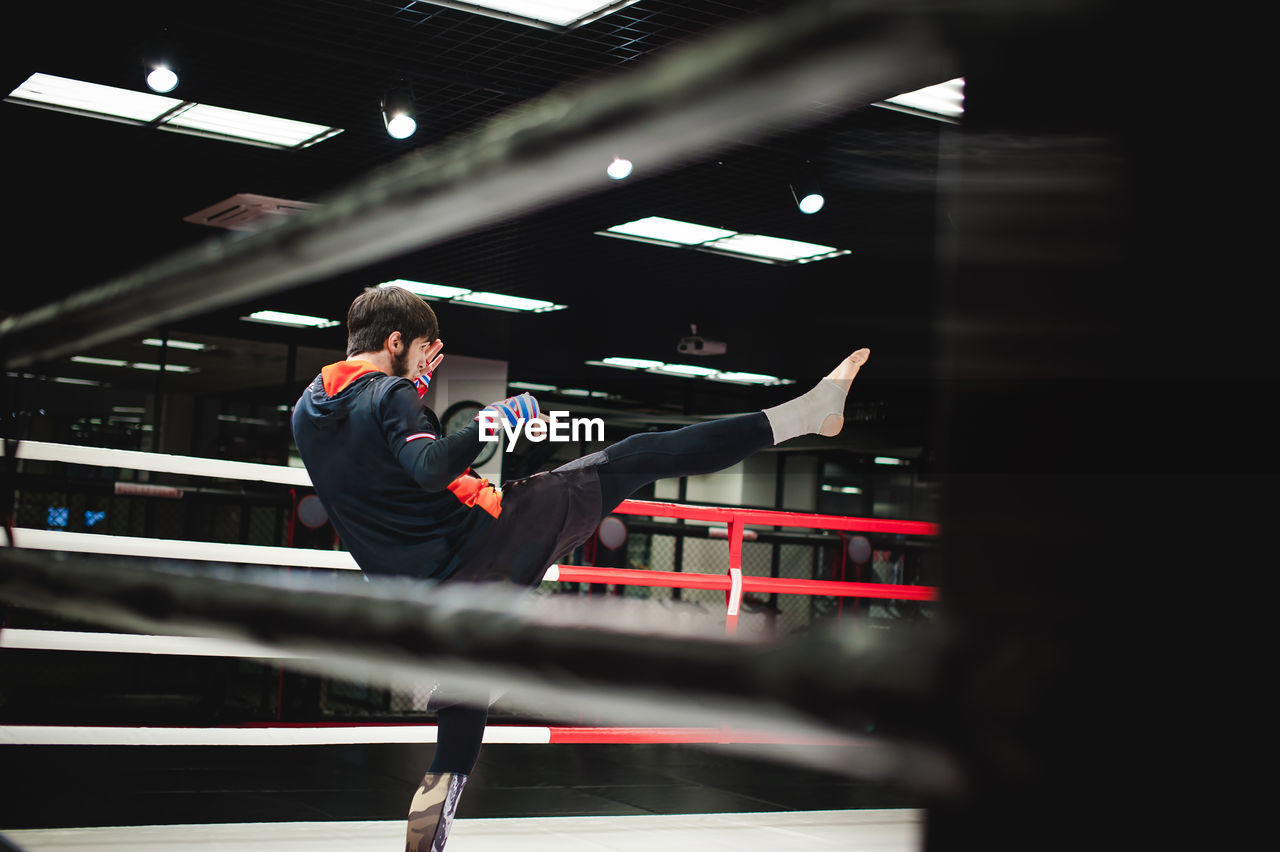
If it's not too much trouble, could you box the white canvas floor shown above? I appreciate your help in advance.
[4,809,922,852]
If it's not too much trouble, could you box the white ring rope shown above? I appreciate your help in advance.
[0,725,547,747]
[1,440,312,486]
[0,522,959,787]
[9,528,359,571]
[0,628,311,658]
[3,440,350,567]
[0,437,960,789]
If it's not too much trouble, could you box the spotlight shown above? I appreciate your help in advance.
[789,166,825,214]
[145,64,178,93]
[606,157,633,180]
[386,113,416,139]
[381,87,416,139]
[795,190,824,214]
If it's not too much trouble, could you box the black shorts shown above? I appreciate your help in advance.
[450,459,603,587]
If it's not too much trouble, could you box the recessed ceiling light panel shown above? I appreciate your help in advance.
[454,292,565,312]
[875,78,965,122]
[52,376,105,387]
[709,371,779,385]
[7,72,181,122]
[648,363,720,377]
[379,280,473,299]
[161,103,340,149]
[143,337,209,351]
[598,216,849,266]
[70,355,129,367]
[604,216,737,246]
[5,73,342,149]
[701,233,847,264]
[601,357,664,369]
[130,362,197,373]
[428,1,642,29]
[381,279,565,313]
[242,310,341,329]
[590,357,794,386]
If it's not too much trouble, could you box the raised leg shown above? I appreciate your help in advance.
[762,348,870,442]
[576,349,871,513]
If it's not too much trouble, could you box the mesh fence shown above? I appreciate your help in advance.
[14,482,291,546]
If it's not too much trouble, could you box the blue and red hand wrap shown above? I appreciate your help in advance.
[413,373,432,398]
[478,392,540,428]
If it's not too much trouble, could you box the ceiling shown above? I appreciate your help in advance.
[1,0,955,457]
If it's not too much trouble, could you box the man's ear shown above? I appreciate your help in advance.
[386,330,403,352]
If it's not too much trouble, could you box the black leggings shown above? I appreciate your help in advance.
[592,412,773,514]
[428,412,773,775]
[428,703,489,774]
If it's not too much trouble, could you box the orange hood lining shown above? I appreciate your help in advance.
[320,360,384,396]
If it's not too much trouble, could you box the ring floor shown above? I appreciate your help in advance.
[0,742,921,849]
[5,810,922,852]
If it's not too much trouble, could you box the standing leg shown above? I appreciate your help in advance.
[406,703,487,852]
[581,349,871,513]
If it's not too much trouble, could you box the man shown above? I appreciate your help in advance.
[292,284,870,851]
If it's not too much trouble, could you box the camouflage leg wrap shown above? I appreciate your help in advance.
[405,772,468,852]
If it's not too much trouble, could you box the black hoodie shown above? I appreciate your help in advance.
[290,360,500,580]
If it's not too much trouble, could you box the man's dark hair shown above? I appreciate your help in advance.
[345,286,439,357]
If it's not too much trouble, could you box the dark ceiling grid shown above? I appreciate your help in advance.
[290,104,944,365]
[2,0,945,453]
[170,2,767,175]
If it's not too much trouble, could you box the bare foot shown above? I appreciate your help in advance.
[825,348,870,390]
[819,348,869,436]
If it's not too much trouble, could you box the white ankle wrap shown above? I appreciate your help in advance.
[762,378,847,444]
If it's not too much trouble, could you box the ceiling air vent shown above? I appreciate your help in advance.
[183,193,317,231]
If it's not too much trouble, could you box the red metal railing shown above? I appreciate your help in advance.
[548,499,939,633]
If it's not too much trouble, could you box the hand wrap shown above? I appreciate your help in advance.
[412,373,432,398]
[477,392,540,429]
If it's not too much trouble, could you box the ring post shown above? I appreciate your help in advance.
[725,516,745,635]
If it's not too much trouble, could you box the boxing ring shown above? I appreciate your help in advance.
[0,438,939,751]
[0,0,1152,848]
[0,439,940,852]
